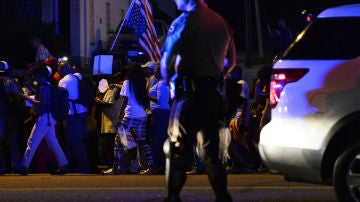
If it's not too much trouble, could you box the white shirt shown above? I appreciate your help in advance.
[120,80,146,118]
[58,74,88,115]
[148,80,170,111]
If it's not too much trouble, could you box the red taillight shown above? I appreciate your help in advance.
[270,68,309,108]
[306,14,313,23]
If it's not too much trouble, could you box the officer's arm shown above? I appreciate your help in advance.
[160,16,185,84]
[160,52,176,84]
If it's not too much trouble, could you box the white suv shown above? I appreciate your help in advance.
[259,3,360,202]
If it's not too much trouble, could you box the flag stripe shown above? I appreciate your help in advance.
[141,0,160,62]
[125,0,160,63]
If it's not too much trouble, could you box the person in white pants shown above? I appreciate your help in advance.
[19,62,68,175]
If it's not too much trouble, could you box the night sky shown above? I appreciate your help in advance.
[205,0,360,51]
[207,0,360,25]
[2,0,360,68]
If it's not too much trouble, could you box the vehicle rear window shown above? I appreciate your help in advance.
[283,17,360,60]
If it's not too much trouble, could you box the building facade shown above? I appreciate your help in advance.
[41,0,175,69]
[69,0,131,68]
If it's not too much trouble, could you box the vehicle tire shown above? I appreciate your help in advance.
[333,143,360,202]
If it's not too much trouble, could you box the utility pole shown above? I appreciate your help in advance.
[254,0,264,59]
[54,0,60,36]
[245,0,253,69]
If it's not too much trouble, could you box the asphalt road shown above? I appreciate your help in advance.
[0,173,336,202]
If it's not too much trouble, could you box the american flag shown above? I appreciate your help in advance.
[125,0,161,63]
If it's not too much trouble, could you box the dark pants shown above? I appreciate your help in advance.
[98,133,116,168]
[149,108,170,173]
[0,117,22,172]
[166,79,232,202]
[63,112,89,173]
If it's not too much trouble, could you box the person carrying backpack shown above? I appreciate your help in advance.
[18,62,69,175]
[58,63,90,174]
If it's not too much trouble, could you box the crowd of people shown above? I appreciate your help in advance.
[0,2,298,202]
[0,0,281,201]
[0,32,276,178]
[0,32,278,179]
[0,55,173,176]
[0,55,271,177]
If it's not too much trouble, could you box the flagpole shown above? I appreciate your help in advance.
[110,0,136,52]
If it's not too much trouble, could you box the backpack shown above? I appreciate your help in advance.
[50,85,69,122]
[72,76,95,110]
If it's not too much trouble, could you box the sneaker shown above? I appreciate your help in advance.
[51,165,69,175]
[101,168,125,175]
[186,167,198,175]
[139,168,153,175]
[226,167,242,174]
[186,167,205,175]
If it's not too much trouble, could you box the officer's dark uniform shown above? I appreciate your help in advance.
[161,3,236,202]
